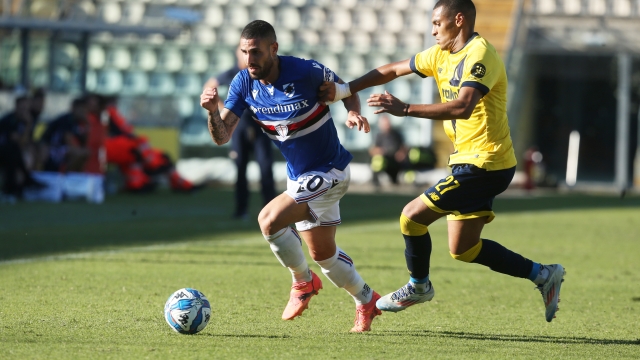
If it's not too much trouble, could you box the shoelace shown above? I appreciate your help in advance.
[390,283,415,301]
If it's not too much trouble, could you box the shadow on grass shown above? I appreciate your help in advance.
[198,333,291,339]
[374,329,640,345]
[1,187,638,261]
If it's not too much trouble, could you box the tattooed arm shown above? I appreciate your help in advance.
[200,87,240,145]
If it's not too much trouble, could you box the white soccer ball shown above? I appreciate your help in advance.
[164,288,211,334]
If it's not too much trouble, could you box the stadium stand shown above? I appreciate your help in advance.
[1,0,569,161]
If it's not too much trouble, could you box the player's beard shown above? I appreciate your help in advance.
[248,56,275,80]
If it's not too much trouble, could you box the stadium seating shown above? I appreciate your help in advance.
[225,5,251,28]
[352,8,377,32]
[339,53,366,79]
[131,47,158,71]
[321,31,346,53]
[121,2,145,24]
[122,71,150,95]
[314,53,340,73]
[88,45,106,69]
[98,1,122,24]
[158,47,184,72]
[276,29,295,53]
[346,32,372,54]
[96,69,124,94]
[250,5,276,24]
[379,10,403,33]
[175,72,203,95]
[276,6,302,30]
[147,72,176,96]
[184,49,209,73]
[191,25,217,45]
[53,43,80,68]
[203,5,224,27]
[296,29,321,51]
[0,0,460,152]
[105,46,132,70]
[301,6,325,30]
[29,0,59,19]
[326,9,351,32]
[209,50,236,74]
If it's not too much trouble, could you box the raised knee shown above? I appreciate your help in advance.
[399,213,428,236]
[258,209,276,235]
[401,202,421,219]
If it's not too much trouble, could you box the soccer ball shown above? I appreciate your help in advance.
[164,288,211,334]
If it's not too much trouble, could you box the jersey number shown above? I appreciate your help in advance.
[435,175,460,194]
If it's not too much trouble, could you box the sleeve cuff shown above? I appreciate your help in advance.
[461,81,489,96]
[409,56,427,78]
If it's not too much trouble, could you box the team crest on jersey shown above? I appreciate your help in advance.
[252,89,258,99]
[283,83,295,98]
[312,62,322,69]
[470,63,486,78]
[323,66,334,82]
[274,124,289,140]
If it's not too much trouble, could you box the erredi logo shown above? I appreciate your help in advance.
[250,100,310,114]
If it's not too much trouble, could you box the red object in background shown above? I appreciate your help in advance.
[103,104,196,192]
[105,135,142,166]
[83,113,107,174]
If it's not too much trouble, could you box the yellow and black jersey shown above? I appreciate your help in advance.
[410,33,517,171]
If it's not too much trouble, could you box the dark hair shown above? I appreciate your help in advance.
[240,20,277,43]
[434,0,476,22]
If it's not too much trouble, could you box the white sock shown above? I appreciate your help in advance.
[263,227,311,283]
[315,247,372,305]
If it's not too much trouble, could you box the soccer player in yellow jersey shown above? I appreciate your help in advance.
[319,0,565,322]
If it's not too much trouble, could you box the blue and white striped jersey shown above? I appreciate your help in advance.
[224,55,352,180]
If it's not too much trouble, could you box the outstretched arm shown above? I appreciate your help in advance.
[318,59,413,103]
[349,59,413,94]
[200,87,240,145]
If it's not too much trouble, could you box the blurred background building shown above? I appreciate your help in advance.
[0,0,639,191]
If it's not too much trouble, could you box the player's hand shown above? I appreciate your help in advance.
[317,81,337,103]
[200,87,219,113]
[346,111,370,133]
[367,91,406,116]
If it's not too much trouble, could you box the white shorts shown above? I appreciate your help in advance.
[284,165,351,231]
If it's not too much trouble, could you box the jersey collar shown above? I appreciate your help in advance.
[451,32,479,55]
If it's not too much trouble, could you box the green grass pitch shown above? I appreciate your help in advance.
[1,188,639,359]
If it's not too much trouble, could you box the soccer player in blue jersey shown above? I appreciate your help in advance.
[200,20,382,332]
[319,0,565,322]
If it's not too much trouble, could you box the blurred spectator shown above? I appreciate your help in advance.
[369,115,407,186]
[27,88,48,170]
[41,97,90,172]
[0,96,46,199]
[84,94,108,174]
[29,88,46,135]
[523,146,547,189]
[102,96,197,193]
[204,46,276,219]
